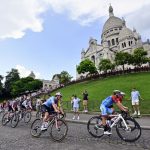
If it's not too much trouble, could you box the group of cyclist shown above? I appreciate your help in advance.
[1,89,129,135]
[0,95,33,121]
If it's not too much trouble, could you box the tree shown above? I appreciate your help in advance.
[0,75,3,98]
[11,77,42,96]
[132,48,148,67]
[115,51,132,71]
[77,59,97,75]
[4,68,20,97]
[60,71,72,84]
[99,59,115,73]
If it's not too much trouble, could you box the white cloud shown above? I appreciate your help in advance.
[1,0,150,40]
[15,65,41,79]
[45,0,150,26]
[0,0,48,39]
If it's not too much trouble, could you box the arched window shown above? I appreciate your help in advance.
[122,43,124,48]
[131,41,133,45]
[116,38,118,44]
[108,40,111,46]
[128,41,131,46]
[91,55,95,64]
[112,39,115,45]
[124,42,126,47]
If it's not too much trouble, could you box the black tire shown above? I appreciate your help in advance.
[50,119,68,142]
[24,111,31,123]
[87,116,104,138]
[11,113,19,128]
[116,117,141,142]
[30,119,42,137]
[2,112,10,126]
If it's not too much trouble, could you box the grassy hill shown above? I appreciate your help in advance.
[48,72,150,114]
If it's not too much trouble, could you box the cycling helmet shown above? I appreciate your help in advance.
[55,92,62,97]
[113,90,120,95]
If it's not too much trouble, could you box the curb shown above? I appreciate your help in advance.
[65,119,150,130]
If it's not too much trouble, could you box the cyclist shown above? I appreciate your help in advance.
[99,90,128,135]
[40,92,63,131]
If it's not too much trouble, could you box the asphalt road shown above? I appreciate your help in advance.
[0,116,150,150]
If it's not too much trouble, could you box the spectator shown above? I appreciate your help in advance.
[130,88,143,116]
[72,95,80,120]
[82,90,88,112]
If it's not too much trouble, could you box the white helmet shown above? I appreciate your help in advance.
[55,92,62,97]
[113,90,120,94]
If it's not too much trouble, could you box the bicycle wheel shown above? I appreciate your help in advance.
[24,111,31,123]
[30,119,42,137]
[116,117,141,142]
[87,116,104,138]
[50,119,68,142]
[2,112,10,126]
[11,113,19,128]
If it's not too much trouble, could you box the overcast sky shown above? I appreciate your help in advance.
[0,0,150,80]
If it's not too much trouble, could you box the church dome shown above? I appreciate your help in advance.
[102,5,123,34]
[102,16,123,33]
[119,26,134,41]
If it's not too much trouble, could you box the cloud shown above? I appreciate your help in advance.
[1,0,150,40]
[15,65,41,79]
[0,0,48,39]
[45,0,150,26]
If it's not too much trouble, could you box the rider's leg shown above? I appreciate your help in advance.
[41,112,49,130]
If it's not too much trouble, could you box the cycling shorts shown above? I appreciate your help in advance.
[41,104,54,115]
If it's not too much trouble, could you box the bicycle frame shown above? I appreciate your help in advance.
[44,114,59,130]
[109,114,129,130]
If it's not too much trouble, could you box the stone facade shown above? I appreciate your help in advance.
[42,75,60,91]
[77,5,150,79]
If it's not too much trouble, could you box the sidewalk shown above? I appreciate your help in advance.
[65,112,150,130]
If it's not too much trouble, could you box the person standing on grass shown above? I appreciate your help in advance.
[82,90,88,112]
[72,95,80,120]
[130,88,143,116]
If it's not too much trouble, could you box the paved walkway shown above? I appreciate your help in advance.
[65,112,150,130]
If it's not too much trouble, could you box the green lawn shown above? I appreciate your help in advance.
[49,72,150,114]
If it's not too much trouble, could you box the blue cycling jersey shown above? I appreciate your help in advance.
[44,96,55,107]
[102,96,116,107]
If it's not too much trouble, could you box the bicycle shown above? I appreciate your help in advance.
[87,111,141,142]
[30,112,68,142]
[2,111,19,128]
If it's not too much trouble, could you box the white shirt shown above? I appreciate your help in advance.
[131,91,140,101]
[72,98,80,108]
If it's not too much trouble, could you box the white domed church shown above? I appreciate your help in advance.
[77,5,150,79]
